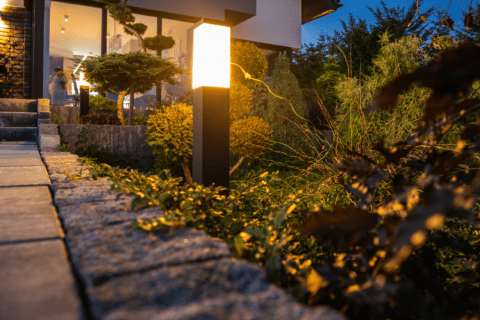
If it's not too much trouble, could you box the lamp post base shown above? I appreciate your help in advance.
[192,86,230,196]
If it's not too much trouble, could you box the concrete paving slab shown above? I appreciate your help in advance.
[0,150,40,156]
[0,240,84,320]
[0,166,51,186]
[0,203,62,243]
[0,156,44,166]
[0,145,39,150]
[0,141,37,145]
[0,152,41,159]
[0,185,53,205]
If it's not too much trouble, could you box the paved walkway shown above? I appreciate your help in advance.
[0,141,84,320]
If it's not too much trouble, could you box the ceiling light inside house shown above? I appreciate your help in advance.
[64,14,68,21]
[61,27,65,33]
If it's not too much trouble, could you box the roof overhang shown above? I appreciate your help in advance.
[302,0,343,25]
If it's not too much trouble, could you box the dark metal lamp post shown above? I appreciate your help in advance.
[191,20,231,196]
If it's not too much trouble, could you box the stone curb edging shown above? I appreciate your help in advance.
[39,147,347,320]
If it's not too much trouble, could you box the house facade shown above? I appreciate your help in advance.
[0,0,342,105]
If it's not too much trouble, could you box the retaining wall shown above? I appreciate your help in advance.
[50,106,155,124]
[58,124,154,169]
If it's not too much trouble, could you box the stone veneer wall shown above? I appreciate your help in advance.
[50,105,155,124]
[0,5,31,98]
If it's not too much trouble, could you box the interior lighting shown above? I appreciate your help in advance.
[192,23,230,89]
[61,27,65,33]
[64,14,68,21]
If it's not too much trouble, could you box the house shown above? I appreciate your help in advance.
[0,0,342,105]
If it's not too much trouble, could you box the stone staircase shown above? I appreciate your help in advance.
[0,98,60,148]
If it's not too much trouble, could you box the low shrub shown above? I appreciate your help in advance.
[231,40,268,87]
[89,95,117,113]
[230,116,273,176]
[75,113,122,125]
[146,102,193,185]
[122,116,148,125]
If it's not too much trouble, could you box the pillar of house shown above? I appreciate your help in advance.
[43,0,50,99]
[0,2,32,98]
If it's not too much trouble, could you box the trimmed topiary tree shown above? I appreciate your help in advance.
[146,102,193,186]
[264,52,309,160]
[231,41,268,88]
[75,51,184,124]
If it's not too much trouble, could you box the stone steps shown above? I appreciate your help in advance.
[0,98,60,149]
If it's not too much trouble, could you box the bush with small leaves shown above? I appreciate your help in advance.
[146,102,193,185]
[229,116,273,175]
[231,41,268,87]
[89,95,117,113]
[75,113,122,125]
[230,81,253,122]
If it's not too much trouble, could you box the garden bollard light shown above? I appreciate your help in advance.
[80,85,90,117]
[190,19,230,196]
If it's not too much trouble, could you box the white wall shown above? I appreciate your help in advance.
[232,0,302,51]
[125,0,255,22]
[5,0,24,7]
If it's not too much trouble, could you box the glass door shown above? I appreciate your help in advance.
[46,1,102,105]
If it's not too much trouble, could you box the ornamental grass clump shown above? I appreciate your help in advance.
[332,31,463,154]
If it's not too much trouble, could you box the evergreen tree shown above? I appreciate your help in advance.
[265,52,310,161]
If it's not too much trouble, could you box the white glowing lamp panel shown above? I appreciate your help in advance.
[192,23,230,89]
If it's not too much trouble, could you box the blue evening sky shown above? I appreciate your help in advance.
[300,0,478,51]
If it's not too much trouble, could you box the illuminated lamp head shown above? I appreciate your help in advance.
[192,22,230,89]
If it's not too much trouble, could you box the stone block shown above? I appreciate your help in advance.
[38,119,50,125]
[38,111,50,119]
[37,98,50,112]
[11,111,37,127]
[38,134,60,149]
[0,240,84,320]
[39,123,57,134]
[62,220,232,286]
[0,112,11,127]
[88,258,347,320]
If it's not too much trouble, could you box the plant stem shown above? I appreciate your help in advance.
[117,90,127,123]
[182,161,193,186]
[229,156,245,176]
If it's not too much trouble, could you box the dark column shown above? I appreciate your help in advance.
[100,7,107,97]
[192,86,230,196]
[101,8,107,56]
[80,86,89,117]
[156,16,162,106]
[31,0,45,99]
